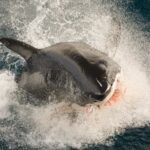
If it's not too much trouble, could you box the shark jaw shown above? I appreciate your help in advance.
[95,73,123,107]
[54,72,124,114]
[76,73,124,113]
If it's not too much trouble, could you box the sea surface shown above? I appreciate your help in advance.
[0,0,150,150]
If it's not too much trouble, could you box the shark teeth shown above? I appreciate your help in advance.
[93,73,124,108]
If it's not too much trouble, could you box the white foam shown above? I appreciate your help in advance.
[0,71,17,119]
[0,0,150,149]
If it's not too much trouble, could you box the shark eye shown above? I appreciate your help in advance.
[98,60,107,67]
[96,60,107,75]
[98,63,106,71]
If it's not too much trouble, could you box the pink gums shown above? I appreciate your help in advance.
[104,80,124,106]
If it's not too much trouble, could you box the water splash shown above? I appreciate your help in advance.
[0,0,149,149]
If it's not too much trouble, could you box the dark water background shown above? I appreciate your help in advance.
[0,0,150,149]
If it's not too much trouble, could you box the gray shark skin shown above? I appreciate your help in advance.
[0,38,121,106]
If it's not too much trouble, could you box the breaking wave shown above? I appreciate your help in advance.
[0,0,149,149]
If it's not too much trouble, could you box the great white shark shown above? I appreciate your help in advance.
[0,38,121,106]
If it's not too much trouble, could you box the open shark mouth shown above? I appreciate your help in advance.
[54,73,125,114]
[96,73,123,107]
[80,73,125,113]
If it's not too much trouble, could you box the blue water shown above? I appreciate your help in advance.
[0,0,150,149]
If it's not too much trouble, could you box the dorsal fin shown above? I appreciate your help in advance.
[0,38,38,60]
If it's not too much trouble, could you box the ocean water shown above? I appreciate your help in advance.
[0,0,150,150]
